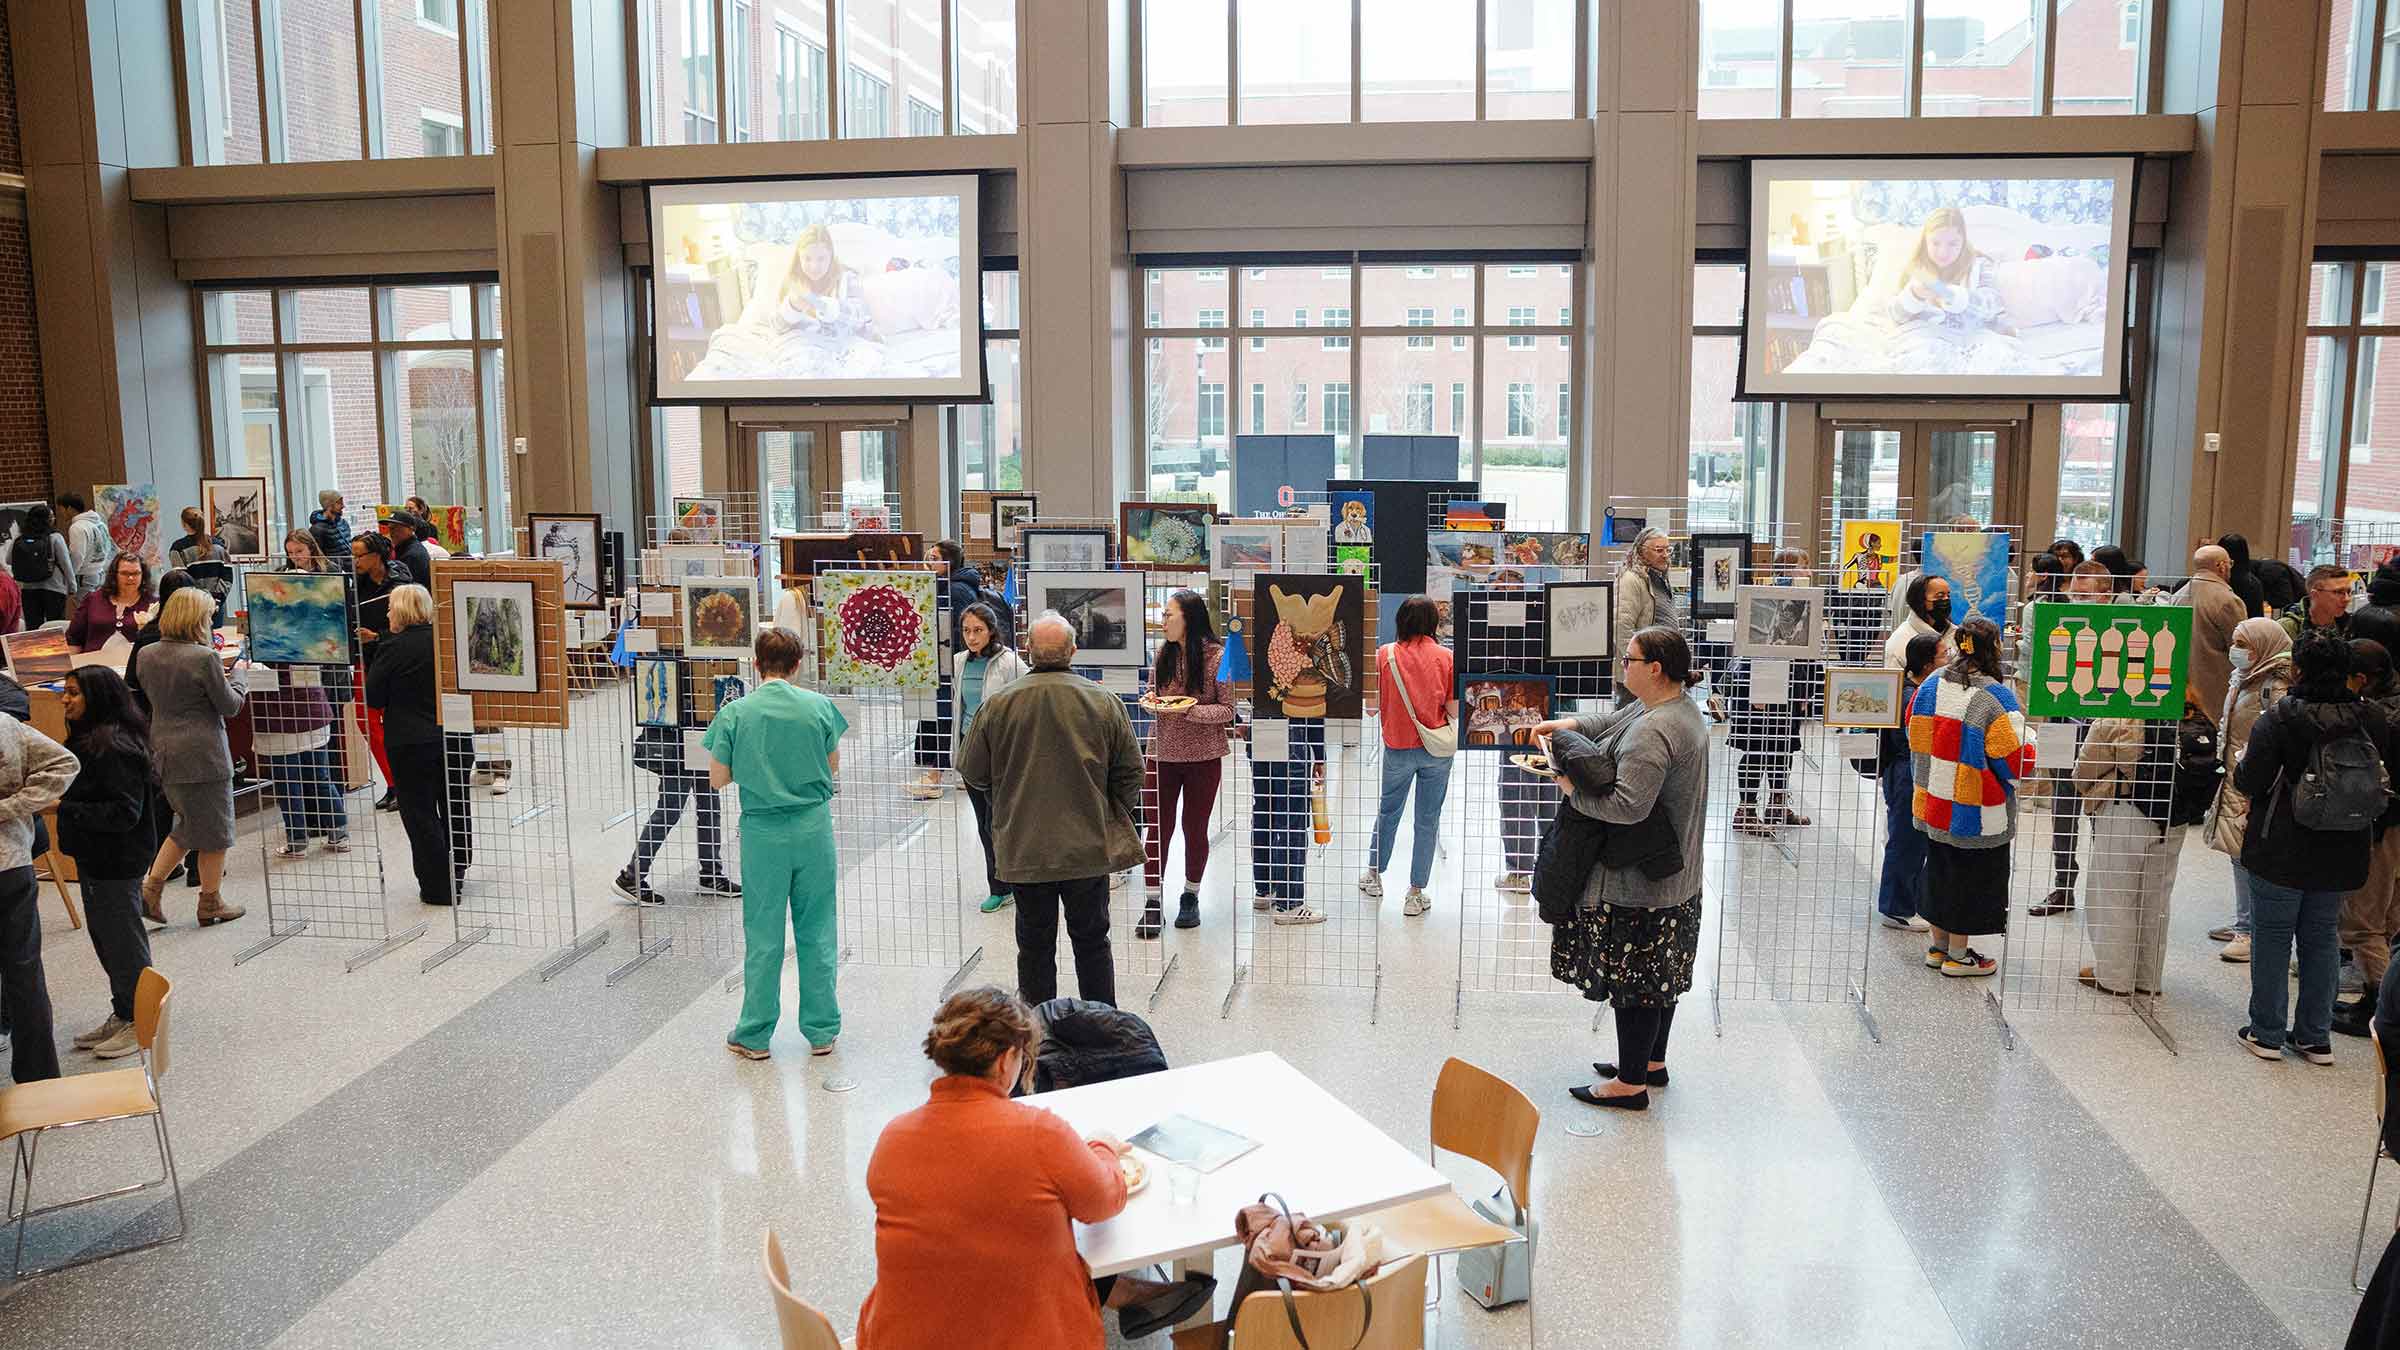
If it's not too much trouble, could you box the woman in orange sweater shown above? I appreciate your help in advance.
[857,989,1211,1347]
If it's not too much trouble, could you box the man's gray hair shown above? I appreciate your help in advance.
[1026,611,1078,670]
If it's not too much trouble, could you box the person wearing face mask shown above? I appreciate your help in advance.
[2203,618,2294,964]
[1886,573,1951,670]
[1875,635,1944,932]
[1726,548,1820,836]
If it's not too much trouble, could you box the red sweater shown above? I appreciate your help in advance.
[858,1075,1127,1349]
[1376,638,1454,751]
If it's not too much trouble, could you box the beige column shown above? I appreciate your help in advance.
[490,0,641,528]
[1017,0,1133,517]
[9,1,198,497]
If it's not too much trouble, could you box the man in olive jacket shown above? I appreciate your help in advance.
[957,612,1144,1007]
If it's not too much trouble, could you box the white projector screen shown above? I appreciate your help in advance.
[650,174,985,403]
[1743,156,2136,400]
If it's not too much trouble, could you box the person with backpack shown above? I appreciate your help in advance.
[2233,631,2400,1064]
[2071,699,2195,997]
[909,540,1004,801]
[11,503,75,629]
[1874,635,1944,932]
[2337,638,2400,1037]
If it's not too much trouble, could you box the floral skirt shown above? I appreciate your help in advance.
[1549,894,1703,1008]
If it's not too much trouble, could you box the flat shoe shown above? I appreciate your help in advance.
[1117,1275,1218,1339]
[1568,1084,1649,1110]
[1592,1061,1669,1087]
[726,1040,770,1061]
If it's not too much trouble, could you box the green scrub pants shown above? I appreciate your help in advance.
[731,807,840,1052]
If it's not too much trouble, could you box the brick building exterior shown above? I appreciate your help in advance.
[0,0,49,504]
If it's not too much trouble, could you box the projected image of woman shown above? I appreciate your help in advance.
[1886,208,2016,341]
[772,225,875,344]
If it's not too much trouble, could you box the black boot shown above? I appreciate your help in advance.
[2335,985,2379,1038]
[1174,892,1201,929]
[1135,896,1163,940]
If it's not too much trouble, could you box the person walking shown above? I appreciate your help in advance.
[365,584,473,906]
[134,587,248,928]
[12,503,75,628]
[615,664,736,906]
[56,667,158,1061]
[1362,595,1454,917]
[1537,625,1710,1111]
[1909,619,2032,978]
[955,602,1028,916]
[0,709,77,1083]
[2205,618,2294,965]
[2175,545,2249,729]
[2233,632,2400,1064]
[66,553,153,652]
[1141,589,1233,936]
[709,626,848,1061]
[1875,635,1944,932]
[61,490,110,594]
[957,613,1144,1008]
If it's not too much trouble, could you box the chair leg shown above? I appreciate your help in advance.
[154,1100,187,1241]
[2357,1146,2386,1294]
[13,1130,38,1280]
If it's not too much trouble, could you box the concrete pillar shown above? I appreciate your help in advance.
[9,0,198,498]
[490,0,640,531]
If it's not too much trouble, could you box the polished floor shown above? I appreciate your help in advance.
[0,706,2387,1349]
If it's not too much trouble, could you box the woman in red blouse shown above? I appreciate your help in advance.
[1141,589,1236,937]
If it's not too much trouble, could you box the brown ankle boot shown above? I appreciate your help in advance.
[196,890,246,926]
[140,877,169,925]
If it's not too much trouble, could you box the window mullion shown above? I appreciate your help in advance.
[1471,265,1485,480]
[1904,0,1924,117]
[356,0,384,158]
[257,0,288,162]
[2035,0,2057,116]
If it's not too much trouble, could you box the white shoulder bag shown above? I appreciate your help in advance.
[1386,651,1457,758]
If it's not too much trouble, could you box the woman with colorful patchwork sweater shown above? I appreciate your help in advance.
[1909,618,2034,977]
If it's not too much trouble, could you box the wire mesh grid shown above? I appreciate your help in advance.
[606,656,751,982]
[826,691,965,974]
[816,490,904,533]
[652,490,766,552]
[236,673,414,969]
[565,598,638,829]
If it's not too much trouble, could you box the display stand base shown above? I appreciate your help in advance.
[1220,965,1247,1019]
[343,921,428,972]
[1984,989,2016,1049]
[234,919,311,966]
[2129,994,2177,1054]
[607,935,673,987]
[939,946,985,1000]
[422,924,491,973]
[1848,978,1881,1044]
[1144,952,1177,1012]
[538,927,611,982]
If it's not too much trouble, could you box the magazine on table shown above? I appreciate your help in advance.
[1129,1113,1260,1173]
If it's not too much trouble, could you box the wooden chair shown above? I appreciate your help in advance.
[1358,1058,1538,1335]
[1,967,184,1278]
[762,1228,850,1350]
[1171,1252,1428,1350]
[2357,1023,2396,1292]
[37,812,81,930]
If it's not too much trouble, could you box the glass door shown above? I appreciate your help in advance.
[752,426,819,534]
[1921,425,2008,526]
[1829,425,1904,521]
[742,419,910,532]
[836,424,903,512]
[1820,419,2021,532]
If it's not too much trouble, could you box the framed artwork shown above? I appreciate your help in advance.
[679,575,759,661]
[1210,521,1283,573]
[2025,601,2192,721]
[452,579,539,693]
[1026,570,1147,668]
[1253,573,1365,719]
[95,482,164,569]
[1602,509,1645,546]
[1542,580,1614,661]
[379,503,468,554]
[672,496,724,544]
[634,656,681,727]
[1921,529,2012,626]
[1335,545,1372,577]
[245,572,354,666]
[529,513,605,609]
[845,502,893,531]
[1501,533,1592,568]
[1823,666,1907,730]
[201,476,270,563]
[1020,526,1114,570]
[0,500,41,546]
[1838,520,1902,594]
[992,494,1039,549]
[2,628,71,684]
[1442,500,1505,532]
[1280,518,1328,570]
[1330,491,1376,545]
[1119,502,1214,568]
[1459,674,1553,750]
[1691,532,1752,620]
[1732,584,1824,659]
[817,569,939,689]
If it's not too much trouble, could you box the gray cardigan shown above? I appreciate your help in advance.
[0,715,75,872]
[140,639,248,784]
[1566,694,1710,911]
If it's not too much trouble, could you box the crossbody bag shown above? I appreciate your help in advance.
[1384,649,1456,758]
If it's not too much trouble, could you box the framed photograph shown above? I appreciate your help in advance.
[1691,532,1752,621]
[529,512,605,609]
[1210,521,1284,573]
[991,494,1039,549]
[1026,569,1147,668]
[1459,674,1553,751]
[2025,601,2192,720]
[1838,520,1902,594]
[201,476,270,563]
[1542,580,1614,661]
[672,496,724,544]
[1253,573,1366,719]
[845,501,893,531]
[451,579,540,693]
[1119,502,1214,568]
[245,571,354,666]
[1733,584,1824,659]
[1823,666,1907,730]
[2,627,71,684]
[1921,529,2012,626]
[634,656,681,727]
[817,568,940,689]
[1020,526,1114,570]
[679,575,759,660]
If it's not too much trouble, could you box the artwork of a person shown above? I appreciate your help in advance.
[1844,532,1889,592]
[540,523,596,605]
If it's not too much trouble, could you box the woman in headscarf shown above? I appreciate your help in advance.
[1612,528,1676,704]
[2204,616,2293,965]
[2217,532,2266,619]
[1885,572,1952,670]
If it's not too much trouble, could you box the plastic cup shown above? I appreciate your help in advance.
[1166,1162,1201,1208]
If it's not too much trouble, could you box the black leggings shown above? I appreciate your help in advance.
[1612,1002,1678,1086]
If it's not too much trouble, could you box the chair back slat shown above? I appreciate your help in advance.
[761,1230,844,1350]
[135,968,171,1081]
[1428,1057,1539,1209]
[1228,1254,1428,1350]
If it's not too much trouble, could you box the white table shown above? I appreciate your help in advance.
[1023,1051,1452,1279]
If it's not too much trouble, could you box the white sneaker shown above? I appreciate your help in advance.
[73,1014,127,1049]
[1358,869,1384,899]
[1252,895,1272,911]
[1273,904,1328,926]
[91,1024,141,1059]
[1879,914,1930,932]
[1402,890,1431,917]
[489,772,512,796]
[1495,872,1532,894]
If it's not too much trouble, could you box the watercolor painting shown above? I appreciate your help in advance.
[635,656,681,727]
[2,628,72,683]
[1210,522,1282,572]
[1442,500,1505,532]
[245,571,353,666]
[816,569,938,688]
[96,482,163,569]
[1824,666,1907,730]
[1921,529,2012,626]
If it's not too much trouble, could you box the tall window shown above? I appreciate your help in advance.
[1504,383,1535,438]
[1703,0,2148,119]
[1689,262,1778,532]
[1199,382,1228,438]
[1322,382,1353,436]
[846,67,892,135]
[645,1,1007,145]
[958,270,1023,490]
[684,0,720,141]
[777,26,827,139]
[192,0,488,162]
[2295,260,2400,535]
[2329,0,2400,110]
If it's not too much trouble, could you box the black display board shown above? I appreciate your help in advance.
[1326,477,1480,638]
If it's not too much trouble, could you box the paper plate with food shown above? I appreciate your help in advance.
[1118,1150,1150,1195]
[1140,694,1197,713]
[1509,752,1552,776]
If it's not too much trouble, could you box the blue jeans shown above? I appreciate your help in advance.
[2246,875,2342,1049]
[1371,747,1453,890]
[2229,861,2255,936]
[1248,720,1324,905]
[267,745,349,846]
[1876,759,1925,922]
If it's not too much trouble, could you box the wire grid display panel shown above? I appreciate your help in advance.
[617,655,751,964]
[1450,579,1614,998]
[565,600,638,829]
[1998,588,2198,1021]
[1225,569,1384,994]
[255,774,392,943]
[824,691,963,970]
[650,490,766,550]
[2297,518,2400,571]
[816,491,903,532]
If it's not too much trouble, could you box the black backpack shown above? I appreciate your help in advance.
[973,585,1015,647]
[2169,711,2221,828]
[9,533,50,584]
[2286,705,2392,833]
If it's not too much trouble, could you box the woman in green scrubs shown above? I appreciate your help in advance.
[706,625,849,1060]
